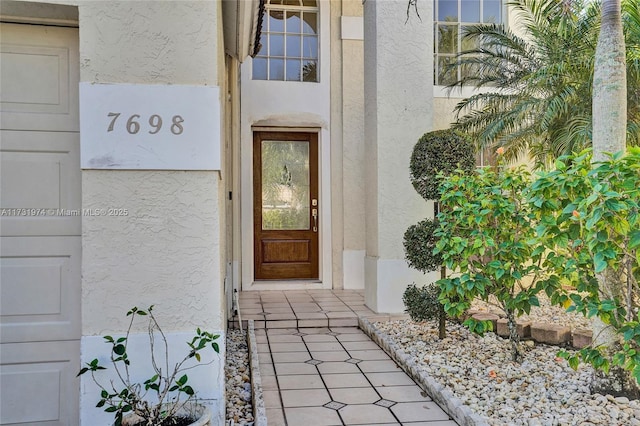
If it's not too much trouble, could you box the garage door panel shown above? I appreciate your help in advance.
[1,44,69,112]
[0,131,81,236]
[0,23,78,132]
[0,22,80,426]
[0,237,80,343]
[0,340,80,426]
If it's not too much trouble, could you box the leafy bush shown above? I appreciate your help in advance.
[435,160,545,361]
[527,148,640,393]
[410,129,476,201]
[403,284,442,322]
[404,219,442,273]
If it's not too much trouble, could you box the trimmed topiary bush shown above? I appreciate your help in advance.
[403,219,442,274]
[403,129,476,339]
[403,284,442,322]
[410,129,476,201]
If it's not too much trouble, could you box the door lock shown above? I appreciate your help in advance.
[312,208,318,232]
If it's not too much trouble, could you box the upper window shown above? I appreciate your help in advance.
[253,0,319,82]
[434,0,502,85]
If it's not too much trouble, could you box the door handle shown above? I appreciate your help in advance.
[312,208,318,232]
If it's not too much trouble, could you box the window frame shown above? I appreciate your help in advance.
[433,0,505,87]
[252,0,320,82]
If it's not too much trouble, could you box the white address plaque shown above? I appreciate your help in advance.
[80,83,220,170]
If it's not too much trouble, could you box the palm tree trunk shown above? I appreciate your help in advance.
[590,0,637,397]
[592,0,627,162]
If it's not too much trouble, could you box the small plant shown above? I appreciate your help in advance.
[435,156,546,362]
[77,306,220,426]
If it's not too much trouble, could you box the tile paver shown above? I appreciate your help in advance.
[375,385,432,402]
[284,407,343,425]
[281,389,331,407]
[306,341,345,351]
[278,374,325,390]
[328,387,381,404]
[366,372,417,387]
[271,351,312,363]
[317,361,361,374]
[358,360,402,373]
[340,404,399,424]
[322,373,370,388]
[236,290,457,425]
[274,362,319,375]
[391,402,451,423]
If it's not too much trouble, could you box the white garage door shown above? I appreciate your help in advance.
[0,23,81,426]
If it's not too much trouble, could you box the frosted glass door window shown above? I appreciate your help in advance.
[261,140,310,230]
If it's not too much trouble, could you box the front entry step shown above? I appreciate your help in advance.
[230,290,373,329]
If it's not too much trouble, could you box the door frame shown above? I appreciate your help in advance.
[240,126,332,291]
[253,131,319,280]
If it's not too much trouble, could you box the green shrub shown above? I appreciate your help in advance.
[403,284,442,322]
[435,160,545,361]
[404,219,442,273]
[410,129,476,201]
[527,148,640,391]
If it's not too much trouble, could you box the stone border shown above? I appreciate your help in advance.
[247,320,268,426]
[359,317,489,426]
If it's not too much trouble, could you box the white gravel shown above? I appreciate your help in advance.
[373,319,640,426]
[225,329,254,425]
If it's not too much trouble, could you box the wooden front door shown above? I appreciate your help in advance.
[253,131,319,280]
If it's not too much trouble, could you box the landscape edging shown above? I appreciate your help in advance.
[247,320,268,426]
[358,317,490,426]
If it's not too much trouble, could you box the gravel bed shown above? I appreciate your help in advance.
[471,293,592,331]
[372,319,640,425]
[225,329,254,425]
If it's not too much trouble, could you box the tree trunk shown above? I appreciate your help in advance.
[592,0,627,162]
[505,309,521,362]
[590,0,638,397]
[435,202,447,340]
[438,265,446,339]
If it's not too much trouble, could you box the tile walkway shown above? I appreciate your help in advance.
[237,290,458,425]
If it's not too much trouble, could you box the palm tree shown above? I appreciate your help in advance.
[448,0,640,167]
[590,0,639,396]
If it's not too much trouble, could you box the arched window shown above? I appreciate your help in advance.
[434,0,503,85]
[253,0,319,82]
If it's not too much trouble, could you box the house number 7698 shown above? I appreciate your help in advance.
[106,112,184,135]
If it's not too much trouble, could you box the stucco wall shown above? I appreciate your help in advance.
[363,0,434,312]
[76,1,227,423]
[363,0,433,261]
[433,97,461,130]
[329,0,366,289]
[78,0,224,334]
[78,0,218,85]
[81,171,223,334]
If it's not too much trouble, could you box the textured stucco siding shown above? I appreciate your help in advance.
[342,37,365,251]
[363,0,433,261]
[433,97,462,130]
[78,0,219,85]
[82,171,223,334]
[78,0,225,334]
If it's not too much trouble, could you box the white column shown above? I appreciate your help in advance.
[363,0,435,313]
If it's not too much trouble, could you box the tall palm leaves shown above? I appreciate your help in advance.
[448,0,640,167]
